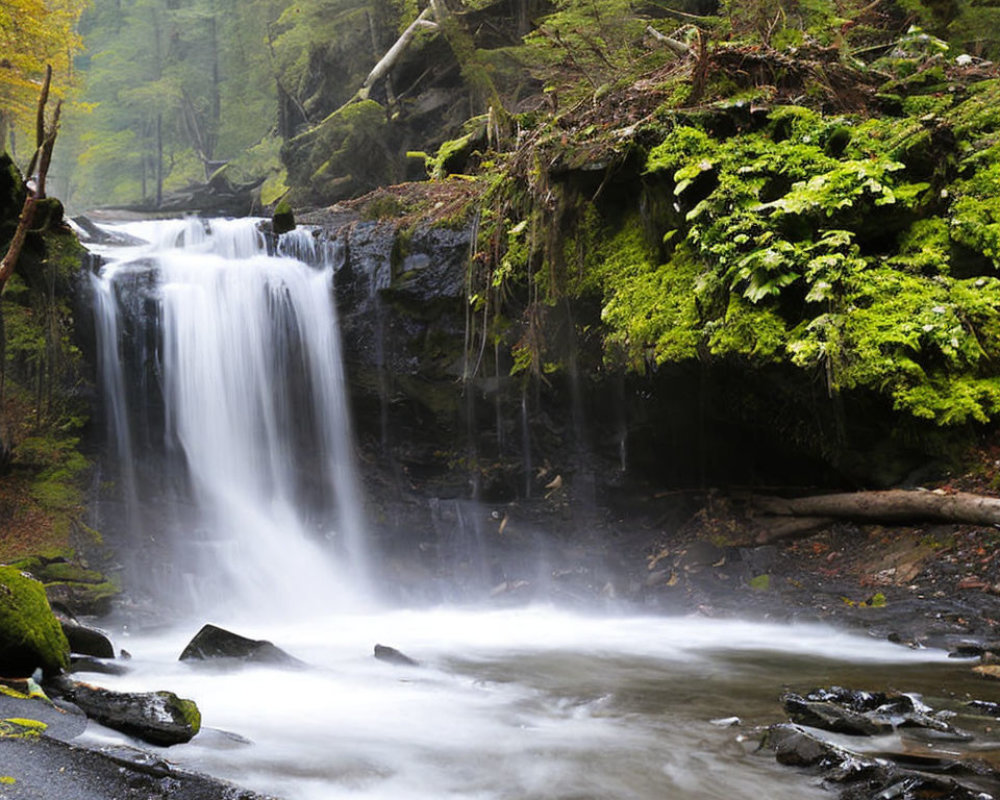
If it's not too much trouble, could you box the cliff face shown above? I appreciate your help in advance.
[299,172,971,602]
[0,154,114,611]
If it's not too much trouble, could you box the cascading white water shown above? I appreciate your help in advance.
[90,218,369,619]
[80,218,986,800]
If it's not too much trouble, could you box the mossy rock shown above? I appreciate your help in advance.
[7,556,118,616]
[43,580,120,618]
[272,199,295,235]
[0,566,70,678]
[60,684,201,746]
[31,562,105,586]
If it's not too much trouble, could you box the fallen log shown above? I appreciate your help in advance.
[755,489,1000,528]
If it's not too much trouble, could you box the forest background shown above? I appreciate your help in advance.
[5,0,1000,514]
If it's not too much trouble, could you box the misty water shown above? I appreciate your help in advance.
[84,219,975,800]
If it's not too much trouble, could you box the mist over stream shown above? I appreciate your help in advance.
[80,218,971,800]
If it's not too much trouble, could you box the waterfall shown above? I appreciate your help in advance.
[90,218,370,619]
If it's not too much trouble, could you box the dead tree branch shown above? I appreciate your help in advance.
[0,72,61,295]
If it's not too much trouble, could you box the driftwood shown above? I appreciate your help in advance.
[754,489,1000,540]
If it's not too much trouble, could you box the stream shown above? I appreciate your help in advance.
[76,609,971,800]
[80,218,997,800]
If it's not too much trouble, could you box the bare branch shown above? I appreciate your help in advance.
[359,7,438,100]
[26,65,53,179]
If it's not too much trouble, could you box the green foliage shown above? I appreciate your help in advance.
[571,78,1000,426]
[749,573,770,591]
[284,99,392,203]
[519,0,650,97]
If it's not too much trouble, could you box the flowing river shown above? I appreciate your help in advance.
[78,609,969,800]
[81,218,988,800]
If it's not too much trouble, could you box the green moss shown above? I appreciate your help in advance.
[0,566,70,677]
[168,695,202,735]
[284,100,391,203]
[362,194,408,220]
[0,718,47,738]
[749,574,771,591]
[43,579,121,616]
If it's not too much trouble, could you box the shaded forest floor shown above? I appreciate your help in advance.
[615,433,1000,655]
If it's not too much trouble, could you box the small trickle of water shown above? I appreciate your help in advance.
[91,218,370,619]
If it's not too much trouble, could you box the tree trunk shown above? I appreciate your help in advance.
[156,113,163,209]
[755,489,1000,527]
[0,81,60,294]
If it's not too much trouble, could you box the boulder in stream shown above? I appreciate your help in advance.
[766,687,998,800]
[179,624,304,667]
[374,644,420,666]
[786,686,971,739]
[57,617,115,660]
[53,680,201,746]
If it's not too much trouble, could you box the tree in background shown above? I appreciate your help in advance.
[61,0,285,209]
[0,0,86,159]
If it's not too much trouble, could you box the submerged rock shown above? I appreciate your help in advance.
[0,566,70,678]
[373,644,420,666]
[179,624,304,667]
[54,680,201,746]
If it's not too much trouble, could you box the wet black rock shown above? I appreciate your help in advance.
[967,699,1000,717]
[766,688,999,800]
[52,680,201,746]
[783,692,890,735]
[272,199,295,235]
[374,644,420,666]
[59,619,115,659]
[70,215,146,246]
[762,723,836,766]
[178,624,304,667]
[794,686,970,738]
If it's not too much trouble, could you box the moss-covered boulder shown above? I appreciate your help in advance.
[8,555,121,618]
[0,566,70,678]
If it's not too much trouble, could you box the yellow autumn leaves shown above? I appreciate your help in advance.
[0,0,87,149]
